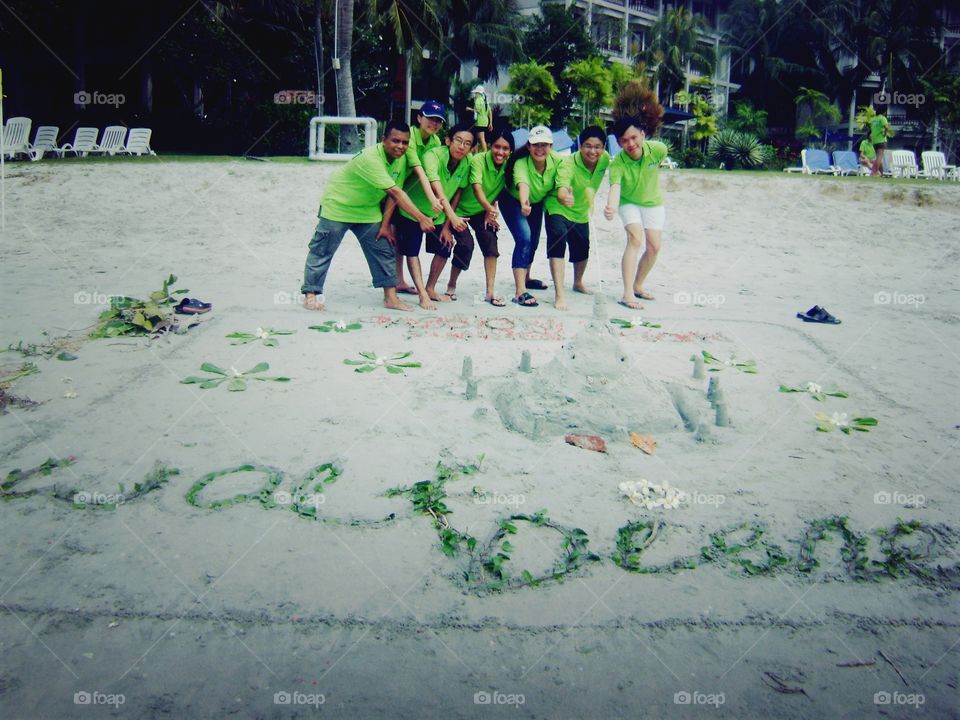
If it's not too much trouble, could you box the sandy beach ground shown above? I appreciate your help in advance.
[0,157,958,719]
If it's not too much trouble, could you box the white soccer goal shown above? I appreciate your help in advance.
[308,116,378,161]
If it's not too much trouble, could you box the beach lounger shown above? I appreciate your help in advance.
[511,128,529,150]
[802,149,839,175]
[2,117,33,160]
[551,129,574,154]
[27,125,60,161]
[607,134,622,158]
[119,128,156,156]
[920,151,958,181]
[90,125,127,156]
[661,156,678,169]
[59,127,100,157]
[888,150,921,178]
[831,150,866,176]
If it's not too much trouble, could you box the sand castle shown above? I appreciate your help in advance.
[493,295,688,440]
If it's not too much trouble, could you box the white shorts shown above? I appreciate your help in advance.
[618,204,666,231]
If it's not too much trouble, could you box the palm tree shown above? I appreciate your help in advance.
[642,6,714,105]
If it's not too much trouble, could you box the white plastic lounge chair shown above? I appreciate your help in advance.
[661,156,678,169]
[800,149,839,175]
[831,150,867,176]
[59,127,100,157]
[2,117,33,159]
[119,128,156,156]
[27,126,60,161]
[920,151,958,181]
[888,150,921,178]
[90,126,127,156]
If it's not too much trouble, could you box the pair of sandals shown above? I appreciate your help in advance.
[175,297,212,315]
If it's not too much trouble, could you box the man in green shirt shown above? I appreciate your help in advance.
[868,109,892,176]
[604,116,669,310]
[466,85,492,152]
[301,120,435,312]
[381,123,475,310]
[544,126,610,310]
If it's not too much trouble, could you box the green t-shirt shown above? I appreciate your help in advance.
[859,139,876,161]
[456,151,508,217]
[508,151,562,203]
[320,143,409,223]
[473,95,490,126]
[869,115,890,145]
[405,127,441,169]
[608,141,668,207]
[544,150,611,223]
[399,145,471,225]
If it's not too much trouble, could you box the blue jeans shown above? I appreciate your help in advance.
[499,192,544,270]
[301,217,396,295]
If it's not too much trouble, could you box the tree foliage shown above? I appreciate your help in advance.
[506,60,559,127]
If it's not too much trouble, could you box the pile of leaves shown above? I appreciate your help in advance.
[91,274,189,338]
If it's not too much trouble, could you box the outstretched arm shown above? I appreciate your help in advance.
[604,183,621,221]
[386,185,435,232]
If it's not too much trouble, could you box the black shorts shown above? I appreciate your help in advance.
[473,126,488,136]
[396,214,447,257]
[874,142,887,151]
[545,213,589,263]
[450,214,500,271]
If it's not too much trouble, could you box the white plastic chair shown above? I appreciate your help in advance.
[119,128,156,156]
[920,151,958,181]
[59,127,100,157]
[27,126,59,161]
[661,156,679,169]
[90,126,127,156]
[888,150,922,178]
[2,117,33,159]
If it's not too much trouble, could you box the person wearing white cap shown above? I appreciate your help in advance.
[466,85,492,152]
[500,125,562,306]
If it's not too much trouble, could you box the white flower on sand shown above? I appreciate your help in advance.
[830,412,850,428]
[229,366,243,377]
[632,316,645,327]
[335,320,347,330]
[374,357,385,366]
[255,327,269,340]
[805,382,822,394]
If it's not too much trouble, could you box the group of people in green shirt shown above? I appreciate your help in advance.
[858,110,892,176]
[300,100,668,313]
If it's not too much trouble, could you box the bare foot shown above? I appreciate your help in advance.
[383,298,413,311]
[554,295,568,311]
[427,289,451,302]
[444,286,458,301]
[419,294,437,310]
[396,285,418,295]
[573,284,594,295]
[633,288,656,300]
[303,294,325,311]
[618,298,643,310]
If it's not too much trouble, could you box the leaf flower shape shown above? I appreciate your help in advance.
[343,351,421,374]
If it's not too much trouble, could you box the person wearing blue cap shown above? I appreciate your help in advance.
[390,100,447,296]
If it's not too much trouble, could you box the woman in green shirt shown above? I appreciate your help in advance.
[544,126,610,311]
[501,125,562,307]
[444,127,515,306]
[868,110,892,176]
[466,85,492,152]
[604,107,667,311]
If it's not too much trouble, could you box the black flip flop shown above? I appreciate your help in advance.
[526,279,548,290]
[512,292,539,307]
[796,305,840,324]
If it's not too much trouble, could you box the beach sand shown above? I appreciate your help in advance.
[0,158,958,719]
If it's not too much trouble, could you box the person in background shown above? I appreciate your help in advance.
[857,135,876,173]
[869,107,892,176]
[466,85,493,153]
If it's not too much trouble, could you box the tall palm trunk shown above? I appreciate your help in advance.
[335,0,359,151]
[314,0,325,115]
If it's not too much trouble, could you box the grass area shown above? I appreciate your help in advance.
[19,154,320,164]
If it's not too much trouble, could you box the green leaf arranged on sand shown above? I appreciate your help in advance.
[226,327,294,347]
[815,412,878,434]
[90,274,189,338]
[343,351,421,374]
[699,350,758,374]
[610,317,662,329]
[309,320,362,333]
[779,382,848,402]
[181,361,291,391]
